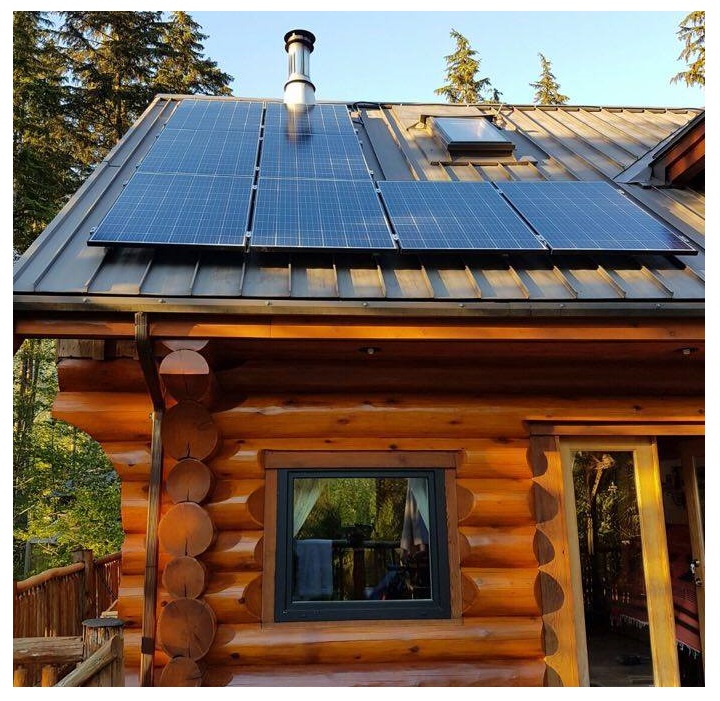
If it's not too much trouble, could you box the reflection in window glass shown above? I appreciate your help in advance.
[572,451,654,686]
[292,476,431,602]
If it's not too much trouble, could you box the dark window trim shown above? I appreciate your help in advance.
[275,468,451,622]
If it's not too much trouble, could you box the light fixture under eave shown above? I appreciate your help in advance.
[359,347,381,356]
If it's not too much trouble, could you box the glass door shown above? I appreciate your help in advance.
[561,439,679,687]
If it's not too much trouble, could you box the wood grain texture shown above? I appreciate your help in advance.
[461,569,540,617]
[206,618,543,665]
[157,598,217,661]
[158,657,203,687]
[166,459,214,504]
[158,503,215,557]
[161,401,220,461]
[162,557,208,599]
[456,479,535,526]
[159,350,215,403]
[202,660,546,687]
[459,526,538,568]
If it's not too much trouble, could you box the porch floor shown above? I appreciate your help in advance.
[587,630,654,687]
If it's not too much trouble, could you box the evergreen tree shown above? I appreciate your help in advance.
[435,29,496,104]
[13,12,78,253]
[530,53,569,105]
[56,11,168,166]
[155,12,233,95]
[672,11,704,87]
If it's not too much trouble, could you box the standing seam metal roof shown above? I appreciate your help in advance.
[13,96,704,310]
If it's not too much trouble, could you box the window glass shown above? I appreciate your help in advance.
[276,470,449,621]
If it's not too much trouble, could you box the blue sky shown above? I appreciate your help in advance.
[191,10,704,108]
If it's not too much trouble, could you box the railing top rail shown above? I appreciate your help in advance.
[13,636,84,665]
[14,563,85,594]
[94,553,121,566]
[54,635,122,688]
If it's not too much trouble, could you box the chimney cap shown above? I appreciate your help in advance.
[284,29,316,52]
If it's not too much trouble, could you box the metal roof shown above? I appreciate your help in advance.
[13,96,704,315]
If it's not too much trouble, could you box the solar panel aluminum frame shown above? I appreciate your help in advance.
[88,173,255,250]
[497,181,697,256]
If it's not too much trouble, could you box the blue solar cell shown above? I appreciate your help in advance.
[264,102,355,135]
[259,130,370,180]
[379,181,546,251]
[139,128,259,177]
[167,99,262,132]
[251,178,395,249]
[89,173,252,247]
[498,181,695,254]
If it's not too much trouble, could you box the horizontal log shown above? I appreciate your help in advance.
[53,392,152,441]
[211,395,704,439]
[16,315,704,343]
[203,659,546,686]
[122,480,264,533]
[55,393,704,442]
[120,572,262,625]
[206,618,543,665]
[13,636,83,665]
[210,446,264,479]
[103,442,152,481]
[58,358,146,393]
[216,358,703,396]
[456,479,535,526]
[121,531,263,576]
[461,569,541,617]
[459,442,531,479]
[459,526,538,568]
[15,563,85,593]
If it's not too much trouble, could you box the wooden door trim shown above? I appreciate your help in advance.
[680,440,705,654]
[559,437,680,687]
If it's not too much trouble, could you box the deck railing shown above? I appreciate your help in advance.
[14,549,121,638]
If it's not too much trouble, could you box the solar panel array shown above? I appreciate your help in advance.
[251,103,394,249]
[88,173,252,247]
[90,99,262,247]
[379,181,546,251]
[252,178,395,249]
[88,98,695,256]
[498,181,694,254]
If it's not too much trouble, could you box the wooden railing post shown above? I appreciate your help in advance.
[13,666,28,687]
[82,618,124,686]
[72,549,96,619]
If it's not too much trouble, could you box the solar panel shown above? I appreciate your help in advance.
[378,181,547,251]
[167,99,262,132]
[88,172,252,247]
[139,128,259,177]
[264,102,355,135]
[250,178,395,249]
[498,181,696,254]
[260,130,370,180]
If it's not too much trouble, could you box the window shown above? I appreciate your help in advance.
[275,469,451,622]
[428,116,515,156]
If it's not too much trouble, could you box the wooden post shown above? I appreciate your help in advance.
[72,549,96,619]
[82,618,125,687]
[41,665,58,686]
[13,666,28,687]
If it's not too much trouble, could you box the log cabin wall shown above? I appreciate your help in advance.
[53,336,704,687]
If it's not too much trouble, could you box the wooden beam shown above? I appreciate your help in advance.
[530,423,705,436]
[14,315,705,343]
[13,637,84,665]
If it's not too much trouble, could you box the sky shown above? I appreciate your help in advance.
[190,10,704,108]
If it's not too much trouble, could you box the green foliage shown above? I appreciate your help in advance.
[155,12,234,96]
[530,53,569,106]
[435,29,497,104]
[13,341,122,579]
[13,10,233,255]
[672,11,704,87]
[13,12,80,253]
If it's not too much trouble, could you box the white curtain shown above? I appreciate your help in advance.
[400,478,430,550]
[293,479,324,536]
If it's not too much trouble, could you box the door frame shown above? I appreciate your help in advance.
[680,438,705,654]
[559,437,679,687]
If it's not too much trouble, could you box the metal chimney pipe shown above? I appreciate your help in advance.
[283,29,316,106]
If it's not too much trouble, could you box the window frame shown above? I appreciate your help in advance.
[274,467,452,623]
